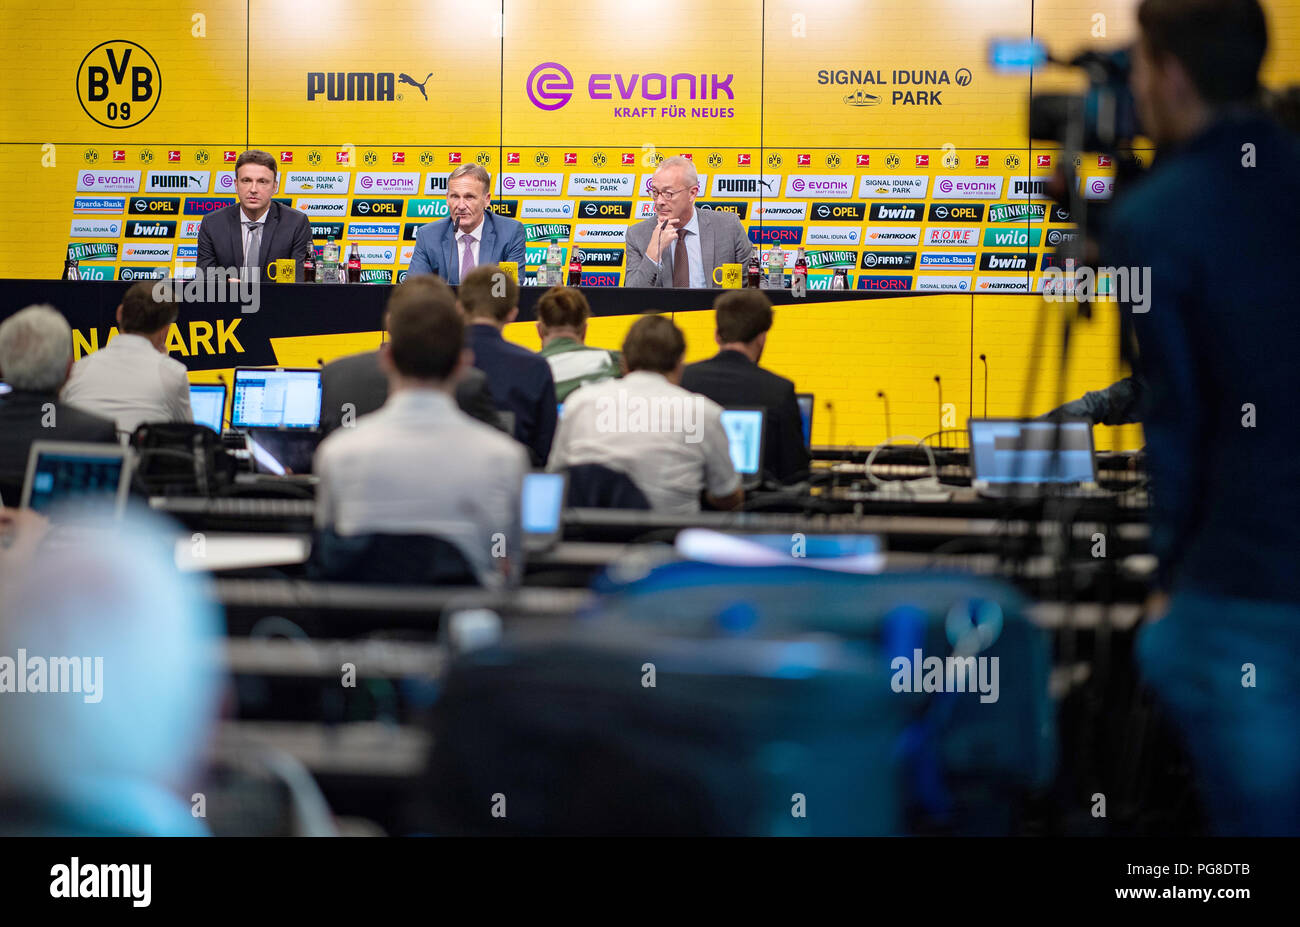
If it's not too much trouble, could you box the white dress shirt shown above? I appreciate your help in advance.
[651,209,705,288]
[547,370,739,513]
[62,333,192,435]
[314,388,530,586]
[240,207,269,265]
[456,215,485,270]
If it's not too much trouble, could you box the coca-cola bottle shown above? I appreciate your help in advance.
[302,248,316,283]
[346,243,361,283]
[747,252,761,288]
[567,253,582,286]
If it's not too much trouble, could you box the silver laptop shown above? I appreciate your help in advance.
[720,407,767,490]
[21,441,133,519]
[967,418,1098,498]
[522,471,567,553]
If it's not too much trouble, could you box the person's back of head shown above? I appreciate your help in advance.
[713,289,773,351]
[536,286,590,341]
[384,274,465,383]
[458,264,519,327]
[118,280,178,340]
[0,304,72,393]
[1137,0,1267,107]
[623,314,686,376]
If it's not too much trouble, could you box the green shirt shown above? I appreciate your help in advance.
[539,337,622,401]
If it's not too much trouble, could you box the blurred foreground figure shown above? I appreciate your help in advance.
[0,510,224,835]
[1116,0,1300,834]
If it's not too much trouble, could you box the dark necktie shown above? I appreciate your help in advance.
[673,230,689,288]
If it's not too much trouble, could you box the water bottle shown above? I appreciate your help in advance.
[322,236,339,283]
[830,268,848,290]
[766,241,785,289]
[62,258,81,281]
[545,236,562,286]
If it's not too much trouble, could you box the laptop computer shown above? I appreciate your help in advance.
[522,470,567,553]
[231,367,322,430]
[967,417,1098,498]
[189,382,226,434]
[796,392,814,447]
[245,427,324,477]
[20,441,133,519]
[720,407,767,490]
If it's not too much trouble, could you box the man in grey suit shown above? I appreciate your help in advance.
[196,150,310,279]
[408,164,527,283]
[624,155,754,288]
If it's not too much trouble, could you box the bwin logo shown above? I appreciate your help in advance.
[131,222,170,236]
[988,254,1027,270]
[876,205,917,220]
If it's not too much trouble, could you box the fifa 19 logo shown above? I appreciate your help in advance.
[77,41,161,128]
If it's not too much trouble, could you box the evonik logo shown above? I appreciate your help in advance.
[526,62,735,110]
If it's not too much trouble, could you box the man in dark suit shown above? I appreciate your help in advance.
[0,305,118,504]
[196,149,310,280]
[320,347,506,436]
[408,164,526,283]
[681,290,810,484]
[457,264,557,466]
[624,155,754,288]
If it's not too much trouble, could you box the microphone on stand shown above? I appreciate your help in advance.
[933,375,944,450]
[978,353,989,419]
[876,390,892,440]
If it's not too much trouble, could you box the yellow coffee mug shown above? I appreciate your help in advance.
[712,263,742,288]
[267,258,297,282]
[499,261,519,284]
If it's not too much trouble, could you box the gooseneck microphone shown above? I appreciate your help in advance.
[933,375,944,449]
[876,390,892,442]
[979,353,989,419]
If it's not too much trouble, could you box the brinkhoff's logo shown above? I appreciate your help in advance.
[77,41,161,129]
[306,70,432,101]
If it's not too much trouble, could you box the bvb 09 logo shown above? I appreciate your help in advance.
[77,40,161,129]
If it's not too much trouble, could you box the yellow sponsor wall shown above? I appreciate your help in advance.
[3,0,1298,449]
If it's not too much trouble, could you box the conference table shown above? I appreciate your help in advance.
[0,279,901,373]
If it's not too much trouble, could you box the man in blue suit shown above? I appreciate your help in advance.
[408,164,526,282]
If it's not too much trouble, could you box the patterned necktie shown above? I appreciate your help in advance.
[673,229,689,288]
[460,232,476,282]
[243,222,261,269]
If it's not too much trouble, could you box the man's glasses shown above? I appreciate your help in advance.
[648,186,694,200]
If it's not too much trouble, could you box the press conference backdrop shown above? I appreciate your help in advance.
[2,0,1298,446]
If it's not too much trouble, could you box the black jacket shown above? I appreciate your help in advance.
[681,350,810,484]
[195,200,311,278]
[318,350,506,436]
[0,389,118,504]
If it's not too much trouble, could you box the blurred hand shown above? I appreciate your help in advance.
[646,217,680,264]
[0,507,50,568]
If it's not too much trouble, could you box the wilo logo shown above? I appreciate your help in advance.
[594,389,707,443]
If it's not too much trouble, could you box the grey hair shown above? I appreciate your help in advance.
[0,304,72,392]
[448,163,492,195]
[655,155,699,190]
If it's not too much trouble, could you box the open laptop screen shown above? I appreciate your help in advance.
[719,408,765,483]
[796,393,814,446]
[21,442,132,518]
[231,368,322,429]
[968,418,1095,485]
[189,383,226,433]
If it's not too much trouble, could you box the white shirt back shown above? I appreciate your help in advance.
[313,389,530,586]
[547,370,739,513]
[62,333,192,435]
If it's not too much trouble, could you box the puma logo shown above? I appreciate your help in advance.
[399,72,433,100]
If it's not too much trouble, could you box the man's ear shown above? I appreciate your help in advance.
[115,305,123,326]
[714,330,723,346]
[378,341,395,374]
[506,305,518,325]
[578,321,588,341]
[536,321,546,340]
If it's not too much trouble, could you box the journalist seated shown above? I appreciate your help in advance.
[312,275,529,586]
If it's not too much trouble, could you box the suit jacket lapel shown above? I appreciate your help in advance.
[441,220,458,283]
[696,208,717,286]
[479,213,497,268]
[260,202,281,269]
[227,206,244,269]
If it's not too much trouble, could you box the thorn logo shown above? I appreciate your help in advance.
[77,40,162,129]
[280,151,294,163]
[526,62,574,110]
[857,154,870,166]
[392,151,405,163]
[737,154,751,165]
[621,153,635,165]
[564,152,577,164]
[508,152,520,164]
[112,150,125,161]
[167,150,180,162]
[1036,154,1051,167]
[975,154,989,167]
[224,151,236,162]
[797,154,811,165]
[449,152,461,164]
